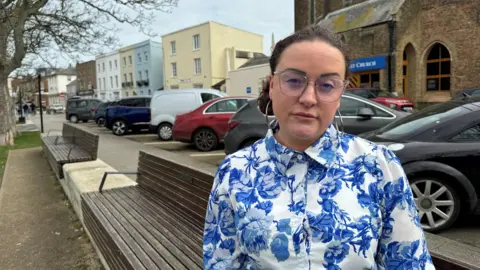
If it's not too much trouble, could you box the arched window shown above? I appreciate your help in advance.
[426,43,451,91]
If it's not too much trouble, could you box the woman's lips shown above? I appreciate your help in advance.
[292,113,317,119]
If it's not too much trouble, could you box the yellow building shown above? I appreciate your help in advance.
[119,45,136,97]
[162,21,264,90]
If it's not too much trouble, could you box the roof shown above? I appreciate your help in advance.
[66,79,77,87]
[161,21,262,38]
[46,67,76,76]
[316,0,405,33]
[238,56,270,69]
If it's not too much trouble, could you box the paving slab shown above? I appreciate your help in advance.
[0,147,102,270]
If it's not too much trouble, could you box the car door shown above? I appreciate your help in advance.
[205,99,247,139]
[337,96,391,135]
[76,100,89,120]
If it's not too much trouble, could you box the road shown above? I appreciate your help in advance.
[31,113,480,249]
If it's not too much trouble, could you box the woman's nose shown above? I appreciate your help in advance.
[299,82,317,106]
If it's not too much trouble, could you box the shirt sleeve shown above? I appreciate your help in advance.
[375,146,435,269]
[203,159,244,269]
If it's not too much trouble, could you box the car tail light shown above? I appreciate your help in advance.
[228,120,242,131]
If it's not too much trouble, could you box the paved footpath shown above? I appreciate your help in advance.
[0,147,101,270]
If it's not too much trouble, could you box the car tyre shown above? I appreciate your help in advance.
[157,123,173,141]
[193,128,218,152]
[69,114,78,123]
[112,119,128,136]
[96,117,105,127]
[410,176,461,233]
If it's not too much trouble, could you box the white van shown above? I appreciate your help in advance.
[150,89,228,140]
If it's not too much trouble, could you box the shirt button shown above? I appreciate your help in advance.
[297,154,303,160]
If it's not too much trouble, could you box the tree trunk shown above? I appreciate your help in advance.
[0,75,17,146]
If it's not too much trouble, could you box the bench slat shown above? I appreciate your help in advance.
[83,192,149,270]
[103,189,202,269]
[118,187,204,254]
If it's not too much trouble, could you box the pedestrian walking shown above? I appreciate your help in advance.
[203,25,434,269]
[22,103,29,118]
[30,103,36,116]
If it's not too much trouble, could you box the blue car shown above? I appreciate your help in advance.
[105,97,151,136]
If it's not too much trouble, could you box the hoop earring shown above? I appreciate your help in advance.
[335,109,344,133]
[265,100,271,126]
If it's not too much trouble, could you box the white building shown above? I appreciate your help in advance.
[96,50,121,101]
[66,79,77,98]
[46,68,76,105]
[226,56,270,97]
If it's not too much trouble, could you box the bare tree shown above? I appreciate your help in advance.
[0,0,178,145]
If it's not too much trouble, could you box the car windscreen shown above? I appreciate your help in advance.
[374,102,471,140]
[369,89,396,98]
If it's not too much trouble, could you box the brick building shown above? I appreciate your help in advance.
[295,0,480,105]
[75,60,96,97]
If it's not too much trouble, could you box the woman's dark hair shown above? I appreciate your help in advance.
[258,25,350,115]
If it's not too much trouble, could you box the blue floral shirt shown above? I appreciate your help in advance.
[203,124,434,269]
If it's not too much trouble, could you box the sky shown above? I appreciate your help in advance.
[82,0,294,63]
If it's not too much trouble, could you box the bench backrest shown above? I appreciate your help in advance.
[62,123,99,159]
[136,151,214,230]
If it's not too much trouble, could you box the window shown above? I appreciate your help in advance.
[201,93,219,103]
[193,34,200,50]
[98,79,102,90]
[138,53,142,62]
[194,58,201,74]
[426,43,451,91]
[110,76,113,88]
[148,89,152,95]
[77,100,87,108]
[206,99,245,113]
[172,63,177,77]
[145,70,149,79]
[125,91,129,97]
[171,41,176,55]
[103,78,106,89]
[97,64,100,71]
[450,124,480,142]
[193,83,203,88]
[170,85,179,89]
[128,55,132,65]
[109,61,112,69]
[339,97,391,117]
[102,63,105,71]
[138,71,143,80]
[114,60,118,68]
[115,75,119,87]
[124,74,127,83]
[67,76,72,81]
[358,71,380,88]
[129,73,133,82]
[123,57,127,66]
[144,52,148,61]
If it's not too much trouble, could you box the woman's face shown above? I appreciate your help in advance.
[269,40,346,147]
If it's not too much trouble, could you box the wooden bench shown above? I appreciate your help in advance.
[81,150,472,270]
[81,150,213,270]
[41,123,99,179]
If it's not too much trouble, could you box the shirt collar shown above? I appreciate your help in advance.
[264,123,340,171]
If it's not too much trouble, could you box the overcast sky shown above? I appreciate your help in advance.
[95,0,293,61]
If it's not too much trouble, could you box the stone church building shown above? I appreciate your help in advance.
[295,0,480,105]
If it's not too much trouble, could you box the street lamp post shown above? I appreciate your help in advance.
[37,68,46,133]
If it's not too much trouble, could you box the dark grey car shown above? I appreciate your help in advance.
[66,98,102,123]
[224,93,408,154]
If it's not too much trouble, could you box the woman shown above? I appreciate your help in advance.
[203,25,434,269]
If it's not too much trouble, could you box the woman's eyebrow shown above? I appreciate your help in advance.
[320,72,341,77]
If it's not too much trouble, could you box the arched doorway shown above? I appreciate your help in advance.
[426,43,451,92]
[402,43,416,96]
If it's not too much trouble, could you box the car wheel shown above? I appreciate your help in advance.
[69,114,78,123]
[194,128,218,152]
[157,123,173,141]
[97,117,105,126]
[112,119,127,136]
[410,177,461,233]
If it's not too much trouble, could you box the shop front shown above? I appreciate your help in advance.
[348,55,387,89]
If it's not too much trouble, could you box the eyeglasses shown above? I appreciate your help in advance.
[274,69,349,103]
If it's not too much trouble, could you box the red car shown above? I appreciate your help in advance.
[173,96,250,151]
[346,88,415,112]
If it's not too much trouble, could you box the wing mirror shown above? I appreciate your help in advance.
[357,107,375,119]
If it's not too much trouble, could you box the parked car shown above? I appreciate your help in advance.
[105,96,151,136]
[65,98,102,123]
[150,89,228,140]
[346,88,415,112]
[47,103,65,114]
[224,93,408,154]
[92,101,114,126]
[452,88,480,99]
[173,97,250,151]
[360,96,480,232]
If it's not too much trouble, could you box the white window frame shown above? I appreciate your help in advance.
[138,53,142,63]
[193,34,200,50]
[194,58,201,75]
[138,71,142,80]
[171,63,177,77]
[171,41,176,55]
[145,70,149,79]
[144,51,148,61]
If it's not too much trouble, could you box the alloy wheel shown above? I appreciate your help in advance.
[158,125,172,140]
[194,129,217,151]
[113,120,126,135]
[411,179,457,231]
